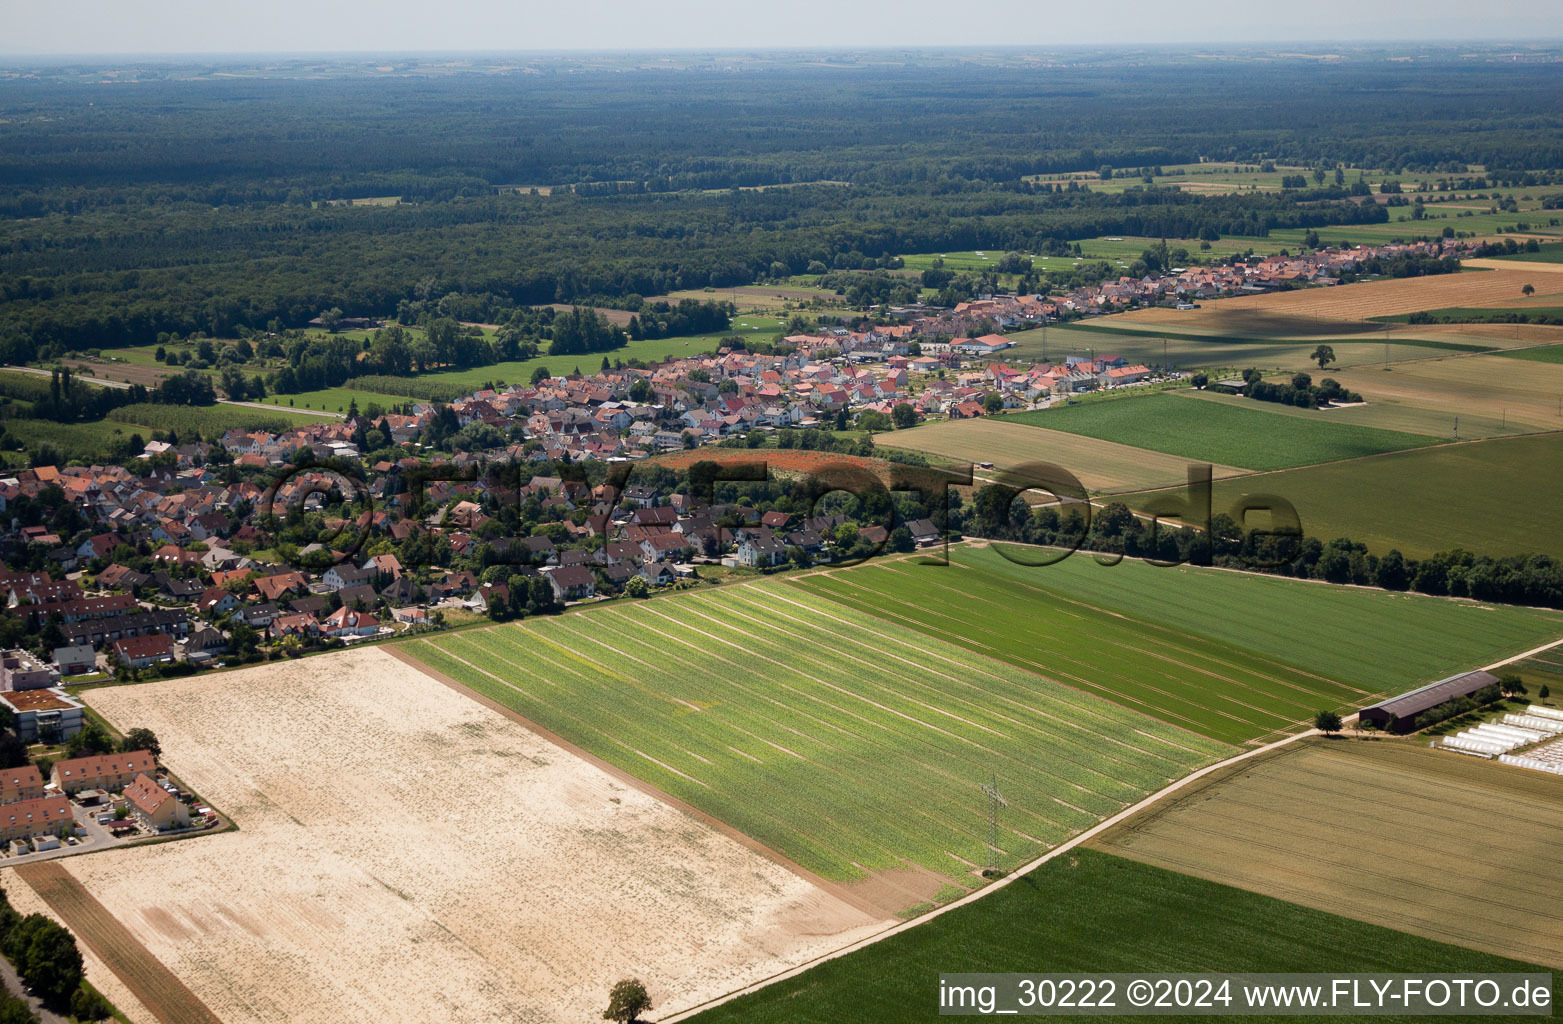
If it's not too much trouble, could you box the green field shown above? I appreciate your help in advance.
[254,331,748,409]
[105,402,329,434]
[1177,387,1526,441]
[1374,306,1563,325]
[793,547,1563,744]
[403,583,1228,887]
[689,849,1554,1024]
[1,416,154,463]
[1492,242,1563,264]
[255,385,406,415]
[1119,430,1563,561]
[1003,392,1435,471]
[1500,344,1563,364]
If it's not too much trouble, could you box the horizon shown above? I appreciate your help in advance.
[6,1,1563,58]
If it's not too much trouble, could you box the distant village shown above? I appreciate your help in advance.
[0,236,1474,719]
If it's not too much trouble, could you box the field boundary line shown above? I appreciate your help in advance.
[382,644,889,920]
[658,727,1318,1023]
[12,860,223,1024]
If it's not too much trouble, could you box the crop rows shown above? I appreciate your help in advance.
[793,554,1372,745]
[407,587,1225,884]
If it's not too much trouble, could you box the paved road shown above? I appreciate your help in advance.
[2,365,343,419]
[0,950,68,1024]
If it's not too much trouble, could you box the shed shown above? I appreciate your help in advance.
[1358,670,1501,734]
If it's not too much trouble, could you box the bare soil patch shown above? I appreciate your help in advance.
[14,862,220,1024]
[33,648,884,1024]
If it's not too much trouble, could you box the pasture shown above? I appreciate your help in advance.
[873,417,1252,494]
[406,585,1229,885]
[1002,392,1435,471]
[1133,430,1563,561]
[31,648,882,1024]
[1091,739,1563,968]
[687,848,1554,1024]
[796,547,1563,744]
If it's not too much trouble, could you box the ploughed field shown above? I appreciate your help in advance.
[405,584,1230,885]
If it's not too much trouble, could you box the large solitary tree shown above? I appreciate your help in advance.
[1314,710,1344,735]
[1310,344,1335,369]
[603,978,652,1024]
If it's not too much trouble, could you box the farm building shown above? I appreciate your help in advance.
[1358,670,1501,734]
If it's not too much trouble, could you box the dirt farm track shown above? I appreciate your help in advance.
[3,648,883,1024]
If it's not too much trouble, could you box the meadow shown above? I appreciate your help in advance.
[686,848,1555,1024]
[403,584,1229,887]
[1092,740,1563,968]
[794,547,1563,744]
[1002,392,1435,471]
[1128,430,1563,561]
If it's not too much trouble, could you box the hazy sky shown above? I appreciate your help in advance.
[5,0,1563,54]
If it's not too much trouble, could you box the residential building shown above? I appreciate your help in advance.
[0,796,73,844]
[0,649,56,692]
[111,633,176,670]
[0,689,85,743]
[52,644,98,676]
[124,773,190,832]
[50,750,158,794]
[0,766,44,805]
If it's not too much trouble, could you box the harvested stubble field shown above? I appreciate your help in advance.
[1090,739,1563,969]
[21,648,885,1024]
[406,588,1229,888]
[1003,392,1436,471]
[873,417,1251,494]
[687,849,1556,1024]
[793,546,1563,745]
[1324,353,1563,431]
[1112,269,1553,329]
[1125,430,1563,561]
[1003,322,1503,373]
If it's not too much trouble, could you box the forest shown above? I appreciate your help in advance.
[2,52,1562,360]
